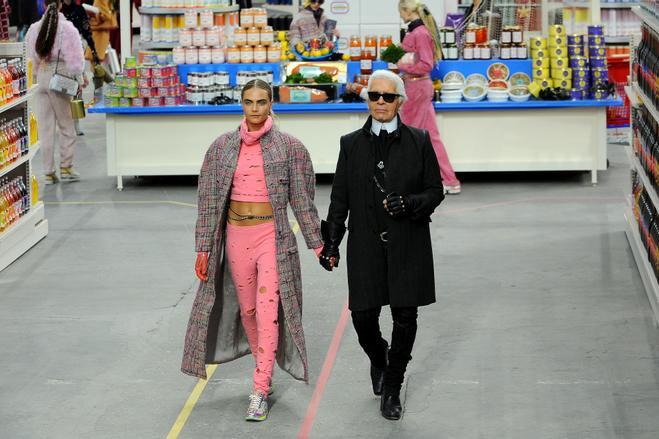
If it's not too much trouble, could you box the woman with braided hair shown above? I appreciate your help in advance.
[26,0,85,184]
[398,0,461,195]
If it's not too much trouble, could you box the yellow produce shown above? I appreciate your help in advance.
[302,51,310,57]
[342,53,350,61]
[280,55,288,61]
[288,52,296,60]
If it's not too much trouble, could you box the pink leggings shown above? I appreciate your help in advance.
[226,221,279,395]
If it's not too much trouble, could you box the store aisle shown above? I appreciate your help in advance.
[1,114,659,438]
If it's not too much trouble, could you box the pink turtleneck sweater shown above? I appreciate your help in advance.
[231,117,273,203]
[231,116,323,256]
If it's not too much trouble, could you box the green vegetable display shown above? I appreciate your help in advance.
[284,72,336,84]
[380,44,406,64]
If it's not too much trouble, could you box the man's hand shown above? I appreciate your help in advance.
[195,252,209,281]
[319,246,339,271]
[383,192,417,218]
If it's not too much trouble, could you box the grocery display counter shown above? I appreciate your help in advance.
[90,98,620,190]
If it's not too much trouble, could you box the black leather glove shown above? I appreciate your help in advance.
[383,192,418,218]
[319,220,346,271]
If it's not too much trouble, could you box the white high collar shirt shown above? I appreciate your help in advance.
[370,116,400,136]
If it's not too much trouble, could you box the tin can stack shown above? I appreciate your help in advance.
[173,8,277,65]
[104,57,184,108]
[566,25,610,100]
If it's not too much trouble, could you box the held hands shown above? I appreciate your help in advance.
[383,192,416,219]
[319,220,346,272]
[195,252,209,281]
[319,245,339,271]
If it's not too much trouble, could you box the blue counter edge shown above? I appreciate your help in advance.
[89,98,622,115]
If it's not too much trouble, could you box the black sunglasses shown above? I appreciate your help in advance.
[367,92,400,103]
[310,0,324,4]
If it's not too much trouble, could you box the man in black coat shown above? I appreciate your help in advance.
[319,69,445,420]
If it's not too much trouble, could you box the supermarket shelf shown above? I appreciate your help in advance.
[605,36,632,43]
[625,207,659,326]
[633,7,659,34]
[140,41,177,50]
[138,5,238,15]
[90,98,621,115]
[0,42,25,56]
[562,2,591,7]
[625,143,659,214]
[0,88,36,114]
[0,202,48,272]
[0,142,41,180]
[601,2,641,8]
[633,82,659,124]
[263,4,296,14]
[625,85,640,107]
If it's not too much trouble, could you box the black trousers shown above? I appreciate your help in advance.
[351,306,418,395]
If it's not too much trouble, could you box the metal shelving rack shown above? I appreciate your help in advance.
[624,14,659,325]
[0,42,48,272]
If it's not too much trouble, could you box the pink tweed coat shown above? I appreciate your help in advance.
[181,125,323,381]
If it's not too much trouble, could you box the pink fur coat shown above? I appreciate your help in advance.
[26,13,85,78]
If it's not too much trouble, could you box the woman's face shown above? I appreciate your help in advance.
[241,87,272,127]
[399,8,412,22]
[309,0,322,11]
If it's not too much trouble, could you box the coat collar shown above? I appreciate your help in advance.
[361,115,403,139]
[407,18,424,33]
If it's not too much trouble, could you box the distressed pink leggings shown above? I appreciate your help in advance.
[226,221,280,395]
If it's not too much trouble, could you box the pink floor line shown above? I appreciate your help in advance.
[297,301,350,439]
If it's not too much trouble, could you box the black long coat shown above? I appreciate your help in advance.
[327,117,445,311]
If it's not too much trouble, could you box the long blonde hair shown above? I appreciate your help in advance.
[399,0,442,61]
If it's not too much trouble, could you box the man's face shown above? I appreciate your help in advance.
[367,78,401,123]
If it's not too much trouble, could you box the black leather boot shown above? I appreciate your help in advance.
[380,392,402,420]
[370,347,388,395]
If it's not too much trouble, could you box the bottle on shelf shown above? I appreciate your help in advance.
[349,35,362,61]
[30,112,38,146]
[31,175,38,207]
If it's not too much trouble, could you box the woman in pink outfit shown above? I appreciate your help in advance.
[184,79,324,422]
[397,0,461,194]
[26,0,86,185]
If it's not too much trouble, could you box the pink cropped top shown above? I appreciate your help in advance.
[231,117,273,203]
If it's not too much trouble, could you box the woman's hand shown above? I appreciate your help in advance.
[332,28,341,38]
[195,252,209,281]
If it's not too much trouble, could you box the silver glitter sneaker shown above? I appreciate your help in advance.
[245,391,268,422]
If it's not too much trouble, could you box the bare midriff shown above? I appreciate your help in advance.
[228,200,274,226]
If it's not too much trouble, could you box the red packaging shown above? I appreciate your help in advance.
[164,96,178,106]
[138,66,153,78]
[125,68,137,78]
[132,98,146,107]
[148,97,163,107]
[138,87,153,98]
[137,78,152,88]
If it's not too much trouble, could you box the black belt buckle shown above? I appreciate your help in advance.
[379,231,388,243]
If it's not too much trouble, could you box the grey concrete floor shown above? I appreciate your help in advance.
[1,115,659,439]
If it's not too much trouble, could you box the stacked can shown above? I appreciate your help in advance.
[104,58,184,107]
[530,37,550,89]
[548,25,572,91]
[568,33,588,100]
[587,25,609,100]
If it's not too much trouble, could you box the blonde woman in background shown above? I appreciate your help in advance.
[288,0,339,47]
[398,0,461,195]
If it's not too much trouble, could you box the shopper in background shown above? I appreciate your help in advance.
[9,0,39,41]
[288,0,339,47]
[85,0,117,62]
[181,79,324,422]
[398,0,461,195]
[26,0,85,184]
[320,70,444,420]
[62,0,100,64]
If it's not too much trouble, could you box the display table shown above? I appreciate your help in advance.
[90,98,620,190]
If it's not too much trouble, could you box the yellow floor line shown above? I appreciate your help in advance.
[166,365,218,439]
[291,221,300,234]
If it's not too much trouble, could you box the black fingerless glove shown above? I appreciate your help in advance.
[319,220,346,271]
[383,192,418,218]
